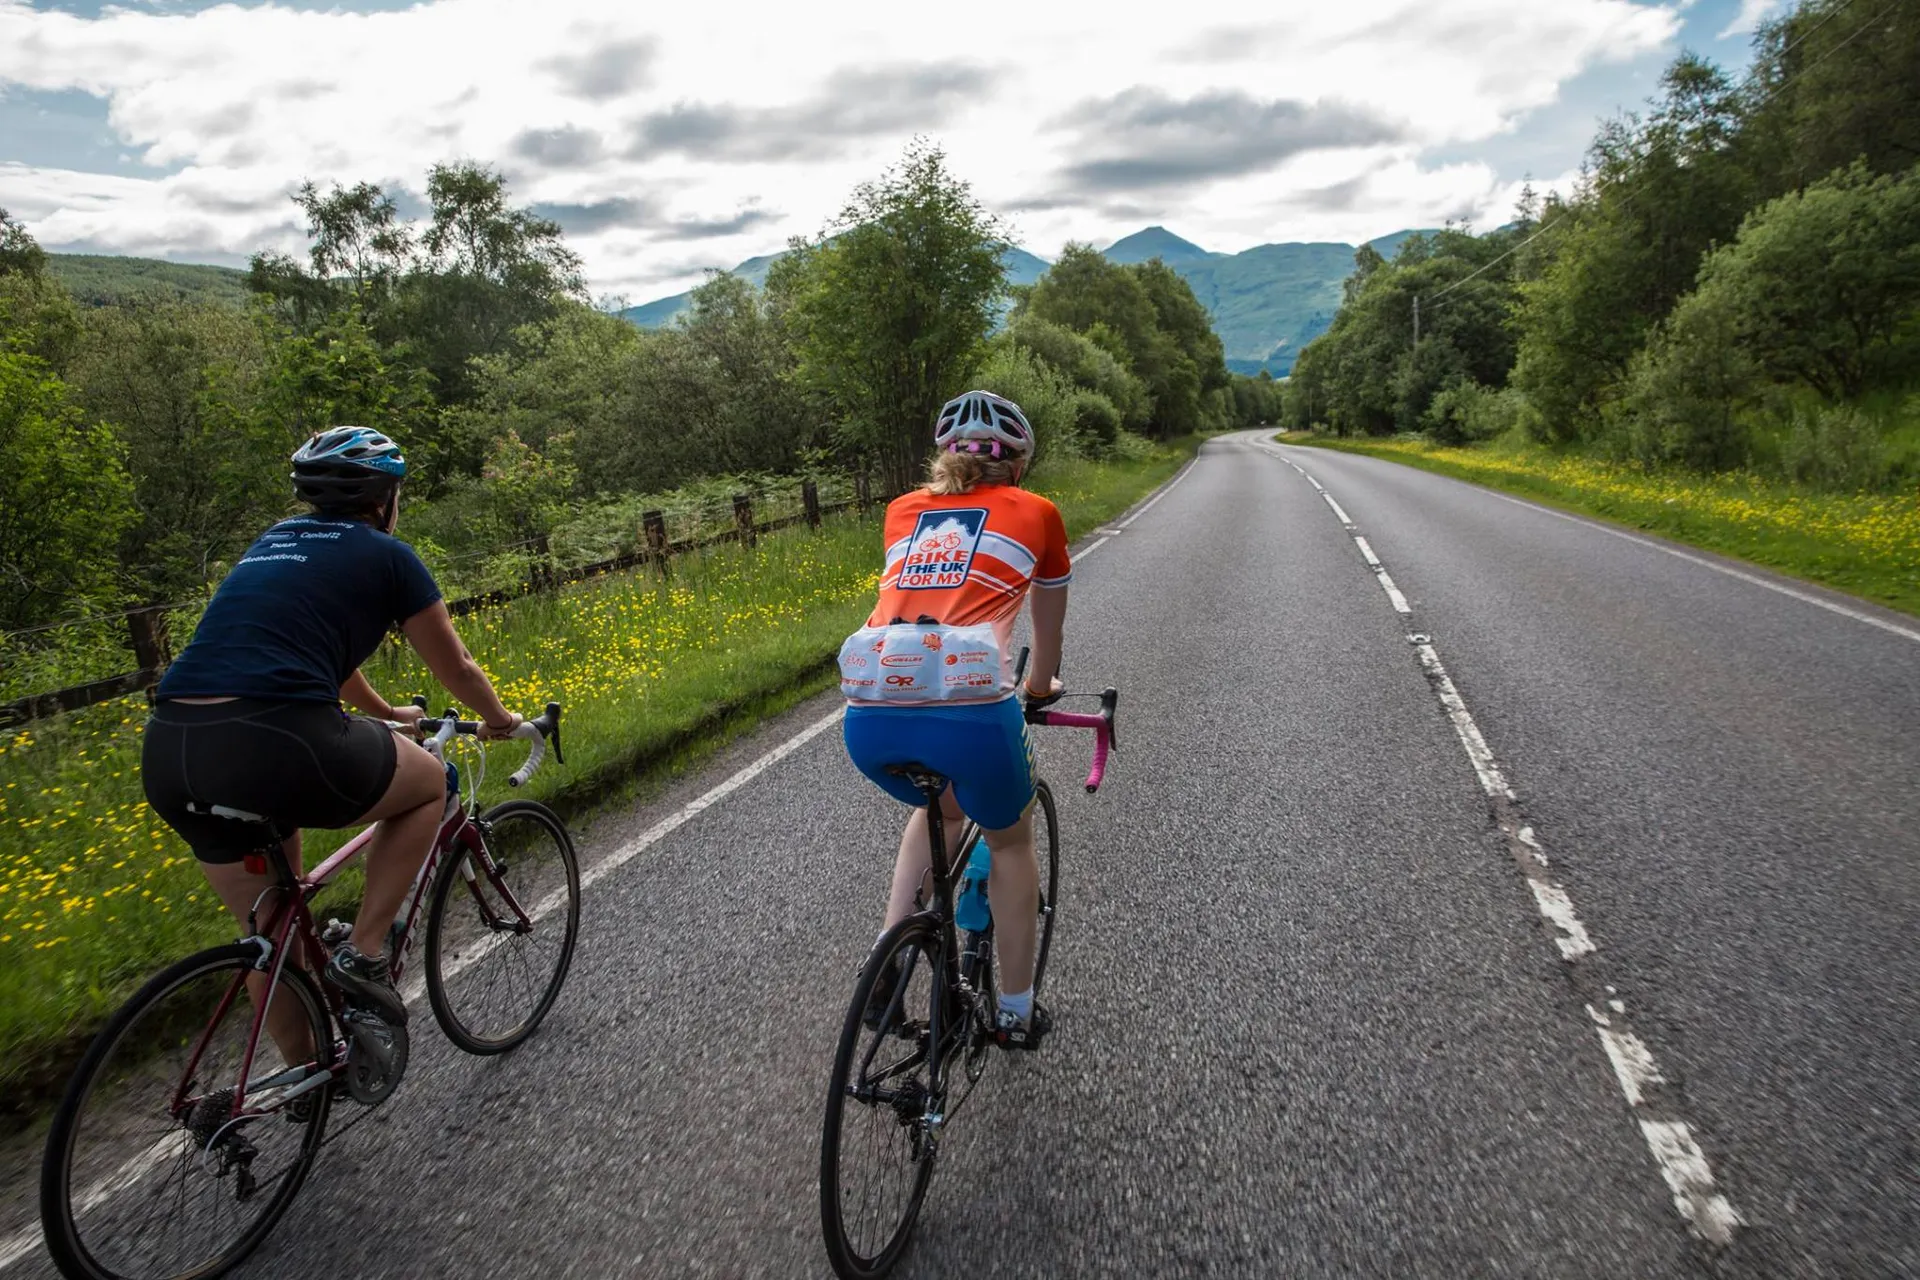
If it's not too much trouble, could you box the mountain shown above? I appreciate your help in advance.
[47,254,252,308]
[1100,226,1212,266]
[621,245,1053,330]
[1103,229,1432,375]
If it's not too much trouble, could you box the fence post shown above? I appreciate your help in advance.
[532,533,555,591]
[802,480,821,529]
[855,472,872,513]
[733,493,756,548]
[643,510,670,578]
[127,608,172,677]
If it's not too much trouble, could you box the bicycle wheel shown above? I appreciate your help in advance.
[41,944,333,1280]
[424,798,580,1054]
[821,918,946,1279]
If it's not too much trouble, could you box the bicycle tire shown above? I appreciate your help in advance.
[1031,779,1061,998]
[424,798,581,1054]
[820,917,944,1279]
[41,944,332,1280]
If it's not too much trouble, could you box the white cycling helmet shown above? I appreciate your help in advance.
[934,389,1035,460]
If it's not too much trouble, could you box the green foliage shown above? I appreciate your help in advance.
[1017,244,1231,437]
[64,301,286,598]
[48,255,251,310]
[0,351,134,630]
[972,340,1085,459]
[1421,379,1531,445]
[1002,313,1150,429]
[1,209,49,279]
[770,140,1008,493]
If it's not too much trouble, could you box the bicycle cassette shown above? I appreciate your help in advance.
[341,1008,409,1106]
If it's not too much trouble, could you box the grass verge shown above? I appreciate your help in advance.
[0,438,1196,1128]
[1281,432,1920,619]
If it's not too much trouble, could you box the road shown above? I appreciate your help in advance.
[6,430,1917,1277]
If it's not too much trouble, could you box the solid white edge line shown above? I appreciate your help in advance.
[1074,535,1111,563]
[1473,488,1920,644]
[1114,458,1194,529]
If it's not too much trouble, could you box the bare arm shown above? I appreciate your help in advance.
[399,601,517,734]
[1025,585,1068,698]
[339,669,393,719]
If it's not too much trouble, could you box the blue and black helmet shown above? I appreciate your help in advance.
[291,426,406,509]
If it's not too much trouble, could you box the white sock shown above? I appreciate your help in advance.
[998,988,1033,1022]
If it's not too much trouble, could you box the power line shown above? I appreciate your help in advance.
[1416,0,1880,320]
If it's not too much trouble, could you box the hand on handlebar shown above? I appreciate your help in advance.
[387,704,427,734]
[477,711,524,742]
[1023,676,1064,715]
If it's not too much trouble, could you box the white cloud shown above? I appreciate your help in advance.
[1718,0,1786,38]
[0,0,1683,299]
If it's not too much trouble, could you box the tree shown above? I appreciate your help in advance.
[1511,56,1753,441]
[67,301,286,597]
[1683,161,1920,401]
[0,207,48,279]
[770,141,1008,493]
[0,351,134,629]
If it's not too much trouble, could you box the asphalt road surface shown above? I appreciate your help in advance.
[5,430,1916,1278]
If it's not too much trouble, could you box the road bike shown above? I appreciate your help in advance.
[819,668,1118,1279]
[39,703,580,1280]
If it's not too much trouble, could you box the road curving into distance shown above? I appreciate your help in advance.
[4,430,1914,1278]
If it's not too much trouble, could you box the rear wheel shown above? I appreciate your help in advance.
[821,918,945,1279]
[425,799,581,1054]
[41,944,332,1280]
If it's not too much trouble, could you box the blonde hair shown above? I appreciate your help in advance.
[925,450,1022,496]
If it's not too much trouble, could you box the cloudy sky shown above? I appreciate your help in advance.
[0,0,1786,305]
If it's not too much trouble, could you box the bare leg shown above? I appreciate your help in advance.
[347,732,445,955]
[201,835,317,1066]
[883,789,966,931]
[983,803,1040,997]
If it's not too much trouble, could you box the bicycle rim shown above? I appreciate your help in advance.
[41,945,331,1280]
[820,919,944,1279]
[425,799,581,1054]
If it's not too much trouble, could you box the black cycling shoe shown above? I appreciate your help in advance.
[993,1002,1052,1052]
[324,944,408,1024]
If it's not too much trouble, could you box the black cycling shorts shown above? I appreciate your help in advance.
[142,699,398,864]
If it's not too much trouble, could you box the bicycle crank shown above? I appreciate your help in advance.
[341,1008,410,1105]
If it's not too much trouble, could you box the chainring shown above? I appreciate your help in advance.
[341,1010,409,1106]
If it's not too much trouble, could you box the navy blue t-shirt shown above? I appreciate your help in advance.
[157,516,443,703]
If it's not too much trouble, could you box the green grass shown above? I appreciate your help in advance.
[1281,432,1920,618]
[0,438,1194,1127]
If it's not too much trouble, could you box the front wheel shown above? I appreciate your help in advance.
[41,944,333,1280]
[424,799,581,1054]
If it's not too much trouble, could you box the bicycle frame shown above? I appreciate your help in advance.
[172,792,513,1130]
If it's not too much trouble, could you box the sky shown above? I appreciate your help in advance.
[0,0,1788,306]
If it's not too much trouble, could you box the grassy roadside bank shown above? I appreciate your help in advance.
[0,438,1197,1125]
[1279,432,1920,619]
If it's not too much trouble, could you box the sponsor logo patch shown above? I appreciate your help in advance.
[880,654,923,668]
[898,508,988,591]
[884,674,918,688]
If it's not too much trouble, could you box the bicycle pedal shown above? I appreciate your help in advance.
[341,1009,409,1106]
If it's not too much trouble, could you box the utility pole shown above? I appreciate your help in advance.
[1411,295,1420,347]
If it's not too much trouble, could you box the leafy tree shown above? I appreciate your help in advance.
[0,351,134,629]
[1681,161,1920,401]
[769,141,1007,493]
[1002,313,1150,429]
[1511,56,1753,440]
[66,301,287,596]
[0,208,47,279]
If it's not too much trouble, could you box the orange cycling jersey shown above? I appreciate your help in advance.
[868,484,1072,642]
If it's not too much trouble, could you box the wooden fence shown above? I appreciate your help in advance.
[1,479,879,729]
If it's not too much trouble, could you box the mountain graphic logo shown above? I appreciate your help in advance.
[898,508,987,591]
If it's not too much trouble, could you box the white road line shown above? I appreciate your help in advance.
[1114,461,1194,529]
[1474,488,1920,644]
[1270,442,1744,1248]
[1074,536,1111,562]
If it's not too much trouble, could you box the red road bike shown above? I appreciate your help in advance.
[39,704,579,1280]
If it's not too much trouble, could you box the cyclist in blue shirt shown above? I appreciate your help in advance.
[144,427,521,1055]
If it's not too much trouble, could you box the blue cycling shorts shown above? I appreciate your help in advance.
[843,698,1036,831]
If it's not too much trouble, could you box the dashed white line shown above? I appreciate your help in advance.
[1262,437,1743,1248]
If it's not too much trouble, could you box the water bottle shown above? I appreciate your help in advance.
[953,839,993,932]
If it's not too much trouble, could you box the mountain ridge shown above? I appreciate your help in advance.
[621,226,1432,375]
